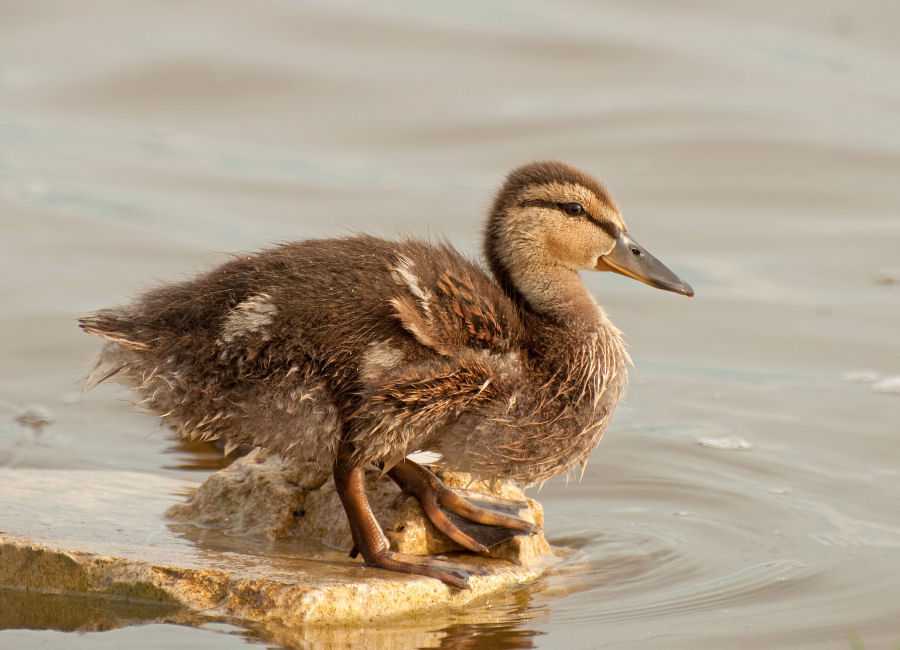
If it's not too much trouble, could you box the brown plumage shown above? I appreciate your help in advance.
[80,160,692,588]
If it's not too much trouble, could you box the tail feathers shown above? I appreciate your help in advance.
[83,359,127,389]
[79,311,149,351]
[79,310,147,389]
[82,337,138,389]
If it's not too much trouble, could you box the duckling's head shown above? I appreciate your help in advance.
[485,161,693,318]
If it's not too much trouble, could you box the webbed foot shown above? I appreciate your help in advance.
[335,451,490,589]
[387,459,540,553]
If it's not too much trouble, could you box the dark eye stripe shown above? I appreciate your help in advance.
[561,202,585,216]
[519,199,619,238]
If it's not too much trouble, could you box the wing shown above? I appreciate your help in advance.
[388,240,520,357]
[350,352,512,469]
[347,241,524,468]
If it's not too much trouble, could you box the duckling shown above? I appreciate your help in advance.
[79,161,692,588]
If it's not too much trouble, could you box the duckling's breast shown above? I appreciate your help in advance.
[432,323,629,485]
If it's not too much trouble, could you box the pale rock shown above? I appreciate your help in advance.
[0,459,554,627]
[167,449,551,564]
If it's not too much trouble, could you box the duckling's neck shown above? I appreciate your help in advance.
[507,261,601,329]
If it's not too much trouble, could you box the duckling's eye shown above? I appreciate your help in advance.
[561,202,585,217]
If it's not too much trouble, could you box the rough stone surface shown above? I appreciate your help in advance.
[167,449,551,564]
[0,534,549,629]
[0,458,554,626]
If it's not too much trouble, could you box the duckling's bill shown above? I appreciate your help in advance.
[598,231,694,297]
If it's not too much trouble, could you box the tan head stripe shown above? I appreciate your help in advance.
[519,199,619,239]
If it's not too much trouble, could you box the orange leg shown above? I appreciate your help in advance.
[333,451,488,589]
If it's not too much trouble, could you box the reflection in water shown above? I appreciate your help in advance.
[433,587,546,650]
[243,581,545,650]
[0,578,547,649]
[436,624,541,650]
[0,587,183,633]
[162,437,248,473]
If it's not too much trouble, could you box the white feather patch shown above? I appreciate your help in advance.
[405,450,443,465]
[391,255,432,309]
[219,293,277,344]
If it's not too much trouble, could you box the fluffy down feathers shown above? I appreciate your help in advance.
[80,165,632,485]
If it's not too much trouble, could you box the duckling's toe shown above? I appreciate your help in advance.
[440,507,532,549]
[388,459,539,553]
[364,549,485,589]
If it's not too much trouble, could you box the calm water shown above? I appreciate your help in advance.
[2,1,899,648]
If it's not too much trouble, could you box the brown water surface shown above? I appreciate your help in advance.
[2,1,899,648]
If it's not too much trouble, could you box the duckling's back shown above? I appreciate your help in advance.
[80,235,524,469]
